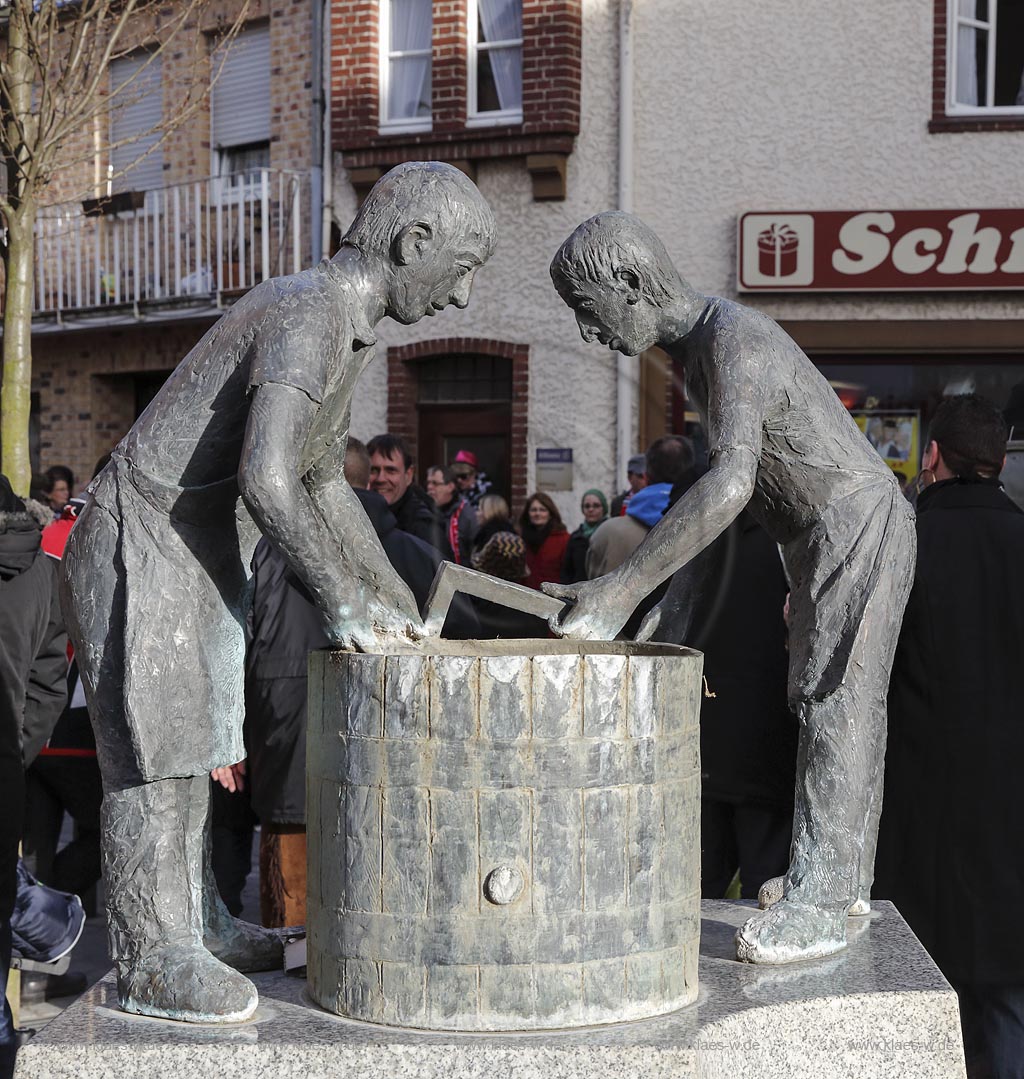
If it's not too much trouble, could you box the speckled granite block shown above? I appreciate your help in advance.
[14,901,966,1079]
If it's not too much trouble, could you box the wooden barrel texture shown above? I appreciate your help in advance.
[307,640,702,1031]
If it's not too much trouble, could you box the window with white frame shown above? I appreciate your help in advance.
[212,24,272,185]
[468,0,523,125]
[380,0,432,132]
[948,0,1024,113]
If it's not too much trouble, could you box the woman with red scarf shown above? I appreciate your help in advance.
[519,492,569,590]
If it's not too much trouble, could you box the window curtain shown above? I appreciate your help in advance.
[478,0,522,111]
[956,0,979,106]
[389,0,432,119]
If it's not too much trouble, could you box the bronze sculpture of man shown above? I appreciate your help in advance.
[61,162,496,1021]
[546,211,915,965]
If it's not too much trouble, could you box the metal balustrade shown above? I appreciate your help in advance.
[22,168,306,317]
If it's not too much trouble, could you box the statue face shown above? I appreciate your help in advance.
[565,278,657,357]
[388,236,485,325]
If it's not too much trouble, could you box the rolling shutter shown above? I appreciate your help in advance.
[212,24,271,149]
[110,53,164,193]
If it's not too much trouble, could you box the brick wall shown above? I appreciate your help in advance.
[31,319,216,488]
[331,0,581,169]
[387,337,530,510]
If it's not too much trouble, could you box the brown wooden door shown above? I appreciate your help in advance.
[417,403,511,499]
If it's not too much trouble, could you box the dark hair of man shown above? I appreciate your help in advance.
[46,464,74,489]
[0,474,25,514]
[367,433,414,471]
[344,437,371,489]
[30,472,53,501]
[929,393,1008,480]
[92,452,112,480]
[428,464,455,484]
[519,491,566,533]
[644,435,694,486]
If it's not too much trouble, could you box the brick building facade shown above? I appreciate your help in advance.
[24,0,319,488]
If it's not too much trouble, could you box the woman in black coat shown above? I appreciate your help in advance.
[561,489,608,584]
[873,395,1024,1079]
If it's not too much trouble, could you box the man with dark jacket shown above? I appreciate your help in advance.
[688,512,796,898]
[873,394,1024,1079]
[368,434,452,559]
[0,476,67,1077]
[242,440,476,927]
[426,465,477,565]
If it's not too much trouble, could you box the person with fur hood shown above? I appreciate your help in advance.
[0,475,68,1077]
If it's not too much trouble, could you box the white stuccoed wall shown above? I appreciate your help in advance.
[335,0,1024,527]
[336,0,622,528]
[632,0,1024,321]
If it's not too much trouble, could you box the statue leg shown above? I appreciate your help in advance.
[736,598,899,963]
[850,760,886,916]
[103,776,258,1023]
[202,806,288,970]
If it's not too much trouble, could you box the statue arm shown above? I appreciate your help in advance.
[239,383,422,649]
[549,329,765,640]
[304,431,423,618]
[547,450,757,640]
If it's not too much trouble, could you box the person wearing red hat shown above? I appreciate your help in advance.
[450,449,493,509]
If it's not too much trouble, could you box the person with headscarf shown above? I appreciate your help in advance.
[561,489,608,583]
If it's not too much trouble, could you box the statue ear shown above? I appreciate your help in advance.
[393,222,434,267]
[615,267,642,304]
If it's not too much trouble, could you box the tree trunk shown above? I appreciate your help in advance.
[0,210,35,496]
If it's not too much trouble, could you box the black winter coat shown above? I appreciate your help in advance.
[244,488,476,825]
[874,478,1024,986]
[390,485,453,560]
[0,497,67,917]
[677,512,796,806]
[561,525,593,584]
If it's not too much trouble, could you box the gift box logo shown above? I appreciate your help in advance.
[740,214,815,288]
[758,222,800,278]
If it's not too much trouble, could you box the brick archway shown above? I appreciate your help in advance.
[387,337,529,510]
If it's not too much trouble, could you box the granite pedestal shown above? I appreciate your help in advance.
[14,900,967,1078]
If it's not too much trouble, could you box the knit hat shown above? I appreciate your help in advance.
[472,530,527,581]
[627,454,646,476]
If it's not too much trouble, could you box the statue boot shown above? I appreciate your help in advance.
[202,824,286,973]
[757,875,871,916]
[103,776,258,1023]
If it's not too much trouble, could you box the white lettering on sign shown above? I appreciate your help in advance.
[891,227,943,274]
[831,213,894,275]
[937,213,1001,274]
[1000,227,1024,273]
[830,211,1024,276]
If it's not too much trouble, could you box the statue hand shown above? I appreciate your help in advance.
[325,582,425,652]
[541,577,629,641]
[634,597,667,643]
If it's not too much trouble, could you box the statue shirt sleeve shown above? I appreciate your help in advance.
[247,277,337,406]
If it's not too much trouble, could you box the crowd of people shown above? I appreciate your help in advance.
[1,392,1022,1076]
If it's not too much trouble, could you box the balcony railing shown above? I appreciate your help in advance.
[25,169,307,318]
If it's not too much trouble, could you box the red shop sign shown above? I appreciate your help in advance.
[737,209,1024,292]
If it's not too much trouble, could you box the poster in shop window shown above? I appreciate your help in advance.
[852,411,920,491]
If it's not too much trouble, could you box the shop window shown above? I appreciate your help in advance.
[468,0,523,127]
[946,0,1024,114]
[379,0,433,133]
